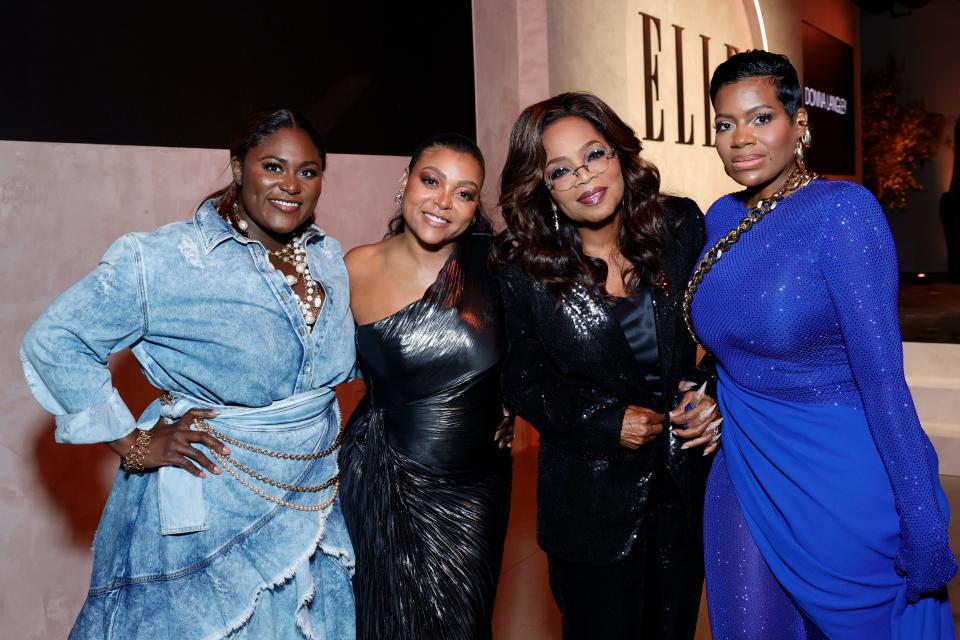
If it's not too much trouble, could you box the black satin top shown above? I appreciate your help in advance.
[611,287,664,406]
[355,235,506,471]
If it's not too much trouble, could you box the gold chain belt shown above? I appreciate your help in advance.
[159,391,342,511]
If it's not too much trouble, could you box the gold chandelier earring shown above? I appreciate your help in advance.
[795,121,812,172]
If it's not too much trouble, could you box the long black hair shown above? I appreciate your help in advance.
[386,132,492,237]
[204,109,327,220]
[491,92,670,298]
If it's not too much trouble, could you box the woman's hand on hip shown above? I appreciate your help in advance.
[619,406,665,449]
[108,408,229,477]
[669,383,721,456]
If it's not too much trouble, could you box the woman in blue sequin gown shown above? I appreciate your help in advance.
[689,51,956,639]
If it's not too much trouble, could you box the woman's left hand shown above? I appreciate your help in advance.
[669,383,721,456]
[494,406,516,449]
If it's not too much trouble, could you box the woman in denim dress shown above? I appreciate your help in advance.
[20,110,357,639]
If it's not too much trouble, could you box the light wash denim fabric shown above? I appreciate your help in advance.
[20,201,357,639]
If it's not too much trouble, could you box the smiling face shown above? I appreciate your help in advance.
[231,127,324,245]
[400,146,483,248]
[713,76,806,204]
[542,116,624,227]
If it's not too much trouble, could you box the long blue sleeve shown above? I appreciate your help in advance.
[816,184,955,599]
[21,234,145,444]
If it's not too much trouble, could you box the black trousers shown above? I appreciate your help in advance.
[547,474,704,640]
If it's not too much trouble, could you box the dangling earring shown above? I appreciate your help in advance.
[550,200,560,234]
[795,121,812,172]
[231,197,249,233]
[394,191,404,205]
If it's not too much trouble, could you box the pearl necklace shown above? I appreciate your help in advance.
[228,206,322,326]
[267,237,323,326]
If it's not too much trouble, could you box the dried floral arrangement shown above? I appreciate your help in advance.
[862,61,943,211]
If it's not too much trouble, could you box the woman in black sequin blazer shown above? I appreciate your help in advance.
[493,92,717,640]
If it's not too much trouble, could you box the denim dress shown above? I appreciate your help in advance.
[20,201,357,639]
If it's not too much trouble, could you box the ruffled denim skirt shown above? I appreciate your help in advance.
[68,389,356,640]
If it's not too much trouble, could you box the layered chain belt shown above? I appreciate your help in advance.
[160,391,342,512]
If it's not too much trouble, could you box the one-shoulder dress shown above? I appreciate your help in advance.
[339,234,512,640]
[690,180,955,639]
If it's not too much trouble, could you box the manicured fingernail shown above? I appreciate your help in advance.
[695,384,707,402]
[681,442,693,450]
[199,471,206,478]
[213,466,220,474]
[699,406,715,419]
[222,448,231,455]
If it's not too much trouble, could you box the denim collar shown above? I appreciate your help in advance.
[193,199,326,255]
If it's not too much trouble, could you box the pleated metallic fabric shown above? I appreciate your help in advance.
[340,235,512,640]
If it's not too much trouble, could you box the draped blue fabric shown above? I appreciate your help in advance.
[706,371,951,639]
[692,180,954,638]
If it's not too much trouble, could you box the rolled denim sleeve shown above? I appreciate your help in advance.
[20,234,147,444]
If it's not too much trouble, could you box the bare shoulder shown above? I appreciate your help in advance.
[344,241,388,283]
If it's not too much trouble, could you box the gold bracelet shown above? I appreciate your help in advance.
[120,429,152,472]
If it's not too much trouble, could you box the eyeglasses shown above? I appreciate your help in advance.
[544,146,616,192]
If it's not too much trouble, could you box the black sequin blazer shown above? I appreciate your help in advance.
[499,196,711,565]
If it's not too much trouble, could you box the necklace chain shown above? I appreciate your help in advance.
[227,206,323,326]
[682,169,821,348]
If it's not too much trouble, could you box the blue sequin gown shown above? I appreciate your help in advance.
[690,180,955,639]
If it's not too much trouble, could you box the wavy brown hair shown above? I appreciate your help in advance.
[491,92,671,298]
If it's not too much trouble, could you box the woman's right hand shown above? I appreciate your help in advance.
[619,405,665,449]
[108,408,229,478]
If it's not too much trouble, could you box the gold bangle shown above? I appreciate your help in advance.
[120,429,152,472]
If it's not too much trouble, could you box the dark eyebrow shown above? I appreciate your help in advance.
[421,165,479,189]
[714,104,775,120]
[546,139,607,166]
[421,165,447,180]
[257,155,321,169]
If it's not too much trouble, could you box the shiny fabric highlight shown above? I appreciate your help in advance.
[340,235,511,640]
[693,181,954,637]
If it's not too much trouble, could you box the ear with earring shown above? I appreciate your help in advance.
[230,186,249,232]
[795,120,813,172]
[394,168,408,205]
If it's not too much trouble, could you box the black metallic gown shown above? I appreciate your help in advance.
[339,235,512,640]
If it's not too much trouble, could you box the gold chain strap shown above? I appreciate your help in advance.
[682,169,820,347]
[210,449,340,512]
[221,454,339,493]
[156,393,343,511]
[194,419,344,461]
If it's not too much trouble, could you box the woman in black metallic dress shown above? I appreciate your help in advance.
[339,133,512,640]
